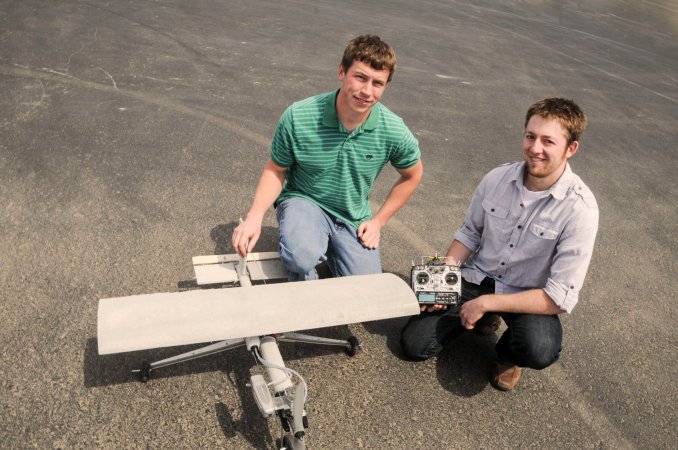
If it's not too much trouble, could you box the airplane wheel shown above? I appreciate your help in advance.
[345,336,360,357]
[138,360,151,382]
[281,434,304,450]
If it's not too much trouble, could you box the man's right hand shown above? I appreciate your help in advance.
[231,160,288,257]
[231,217,262,257]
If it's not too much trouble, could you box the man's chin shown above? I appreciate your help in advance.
[525,166,548,178]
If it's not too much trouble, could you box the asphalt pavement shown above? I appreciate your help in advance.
[1,0,676,448]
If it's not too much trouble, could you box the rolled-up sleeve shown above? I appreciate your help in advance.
[543,205,599,313]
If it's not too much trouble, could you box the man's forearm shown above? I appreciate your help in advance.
[459,288,563,329]
[245,160,286,220]
[372,161,423,226]
[478,289,564,315]
[445,240,473,265]
[232,160,287,256]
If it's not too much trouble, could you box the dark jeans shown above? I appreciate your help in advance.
[400,278,562,369]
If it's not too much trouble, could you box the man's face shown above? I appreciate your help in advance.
[523,115,578,186]
[337,60,390,118]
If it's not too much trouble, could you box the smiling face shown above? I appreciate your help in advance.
[336,60,390,128]
[522,115,579,191]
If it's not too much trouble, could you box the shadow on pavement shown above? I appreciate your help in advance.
[215,363,276,449]
[436,331,498,397]
[209,222,280,256]
[83,327,355,448]
[364,317,498,397]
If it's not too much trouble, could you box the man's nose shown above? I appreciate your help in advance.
[528,140,542,154]
[360,81,373,97]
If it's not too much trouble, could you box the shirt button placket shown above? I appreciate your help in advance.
[343,133,356,151]
[502,195,526,279]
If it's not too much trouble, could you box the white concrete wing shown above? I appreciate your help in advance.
[97,273,419,355]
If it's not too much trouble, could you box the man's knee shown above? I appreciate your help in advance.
[399,320,439,361]
[528,339,561,369]
[276,197,329,275]
[278,240,324,276]
[400,337,435,361]
[511,336,561,370]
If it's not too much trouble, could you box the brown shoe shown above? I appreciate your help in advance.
[474,314,501,336]
[490,361,522,391]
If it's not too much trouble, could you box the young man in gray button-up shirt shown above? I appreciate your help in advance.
[400,97,598,391]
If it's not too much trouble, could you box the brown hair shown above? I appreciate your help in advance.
[525,97,588,145]
[341,35,397,83]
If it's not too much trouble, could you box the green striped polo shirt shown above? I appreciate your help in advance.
[271,90,420,228]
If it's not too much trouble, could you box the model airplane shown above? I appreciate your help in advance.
[97,251,419,450]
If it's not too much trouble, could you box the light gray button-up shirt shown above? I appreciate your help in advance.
[454,161,598,313]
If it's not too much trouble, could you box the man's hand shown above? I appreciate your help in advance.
[230,159,287,257]
[357,218,383,249]
[459,296,488,330]
[460,289,563,325]
[420,304,448,313]
[231,217,262,257]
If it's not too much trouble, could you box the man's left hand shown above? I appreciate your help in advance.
[357,218,383,249]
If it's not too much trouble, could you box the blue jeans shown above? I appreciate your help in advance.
[400,278,562,369]
[276,197,382,281]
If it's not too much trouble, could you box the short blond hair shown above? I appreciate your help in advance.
[526,97,587,145]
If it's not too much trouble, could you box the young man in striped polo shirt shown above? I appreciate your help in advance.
[232,35,423,280]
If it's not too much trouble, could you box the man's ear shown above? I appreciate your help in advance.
[566,140,579,159]
[338,63,345,80]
